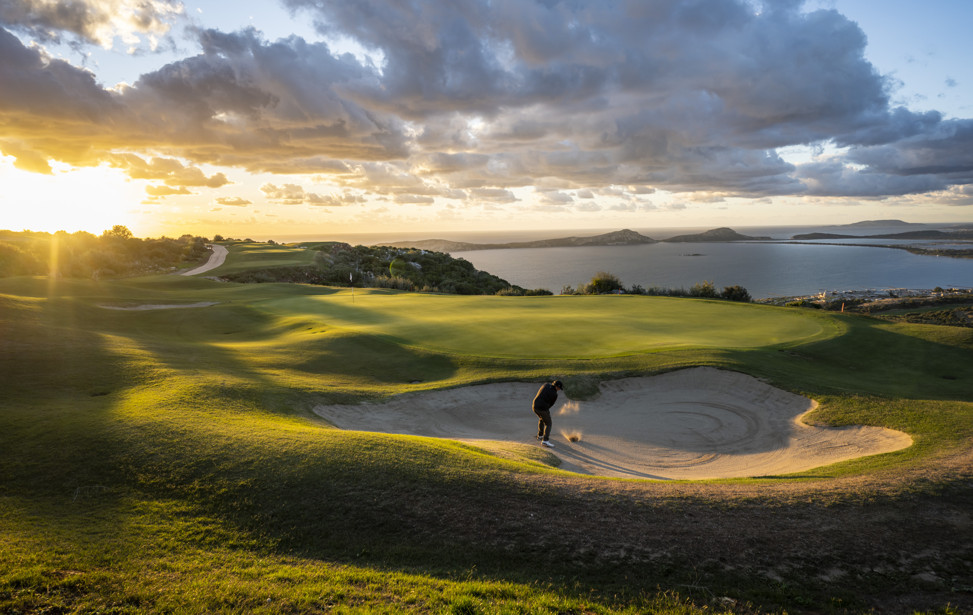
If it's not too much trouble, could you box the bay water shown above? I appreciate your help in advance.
[454,241,973,298]
[282,223,973,299]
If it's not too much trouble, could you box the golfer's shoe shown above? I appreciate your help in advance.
[542,440,555,448]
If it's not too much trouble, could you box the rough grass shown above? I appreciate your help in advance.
[1,256,971,614]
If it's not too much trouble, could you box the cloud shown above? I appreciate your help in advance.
[469,187,517,203]
[2,0,972,211]
[260,183,310,205]
[0,26,117,137]
[215,196,251,207]
[538,190,573,204]
[0,138,52,173]
[394,194,435,205]
[0,0,183,49]
[145,184,190,196]
[260,182,353,206]
[108,154,229,187]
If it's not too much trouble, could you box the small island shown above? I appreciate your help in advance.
[661,227,771,242]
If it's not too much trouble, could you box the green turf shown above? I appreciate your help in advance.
[261,290,837,359]
[1,242,971,613]
[211,241,317,275]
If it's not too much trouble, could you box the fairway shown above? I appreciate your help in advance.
[267,290,837,358]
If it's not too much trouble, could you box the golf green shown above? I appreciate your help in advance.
[262,290,838,358]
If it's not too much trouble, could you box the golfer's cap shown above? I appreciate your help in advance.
[553,380,564,390]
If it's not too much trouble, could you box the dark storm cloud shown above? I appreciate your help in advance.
[847,119,973,179]
[276,0,973,199]
[1,0,972,206]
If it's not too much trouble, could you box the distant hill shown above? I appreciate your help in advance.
[661,227,771,242]
[838,219,914,228]
[378,229,656,252]
[792,229,973,241]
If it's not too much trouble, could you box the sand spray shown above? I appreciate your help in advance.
[557,401,583,442]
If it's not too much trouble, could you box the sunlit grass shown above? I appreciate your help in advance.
[212,242,316,276]
[256,289,839,359]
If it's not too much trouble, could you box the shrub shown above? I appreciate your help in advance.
[372,275,414,291]
[689,280,718,298]
[721,285,752,302]
[495,287,523,296]
[585,271,624,294]
[0,242,43,276]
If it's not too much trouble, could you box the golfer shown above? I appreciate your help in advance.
[532,380,563,447]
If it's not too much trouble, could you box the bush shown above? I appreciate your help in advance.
[0,242,43,276]
[584,271,624,294]
[689,280,718,298]
[372,275,414,291]
[721,285,752,302]
[495,287,523,296]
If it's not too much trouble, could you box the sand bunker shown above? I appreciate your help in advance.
[100,302,218,311]
[313,367,912,480]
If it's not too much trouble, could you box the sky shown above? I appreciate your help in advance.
[1,0,972,240]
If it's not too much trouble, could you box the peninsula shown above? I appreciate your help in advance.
[378,227,770,252]
[378,228,656,252]
[792,229,973,241]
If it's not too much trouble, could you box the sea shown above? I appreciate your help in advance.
[278,222,973,299]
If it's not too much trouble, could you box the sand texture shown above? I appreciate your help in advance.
[313,367,912,480]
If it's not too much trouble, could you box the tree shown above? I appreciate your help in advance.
[586,271,623,294]
[389,258,410,278]
[101,225,133,240]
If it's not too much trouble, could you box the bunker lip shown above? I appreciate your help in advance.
[99,302,218,310]
[313,367,913,480]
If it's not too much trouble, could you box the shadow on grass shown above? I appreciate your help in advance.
[725,313,973,401]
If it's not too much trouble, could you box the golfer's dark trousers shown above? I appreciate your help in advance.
[533,407,552,441]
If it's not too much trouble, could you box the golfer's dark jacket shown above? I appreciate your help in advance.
[532,383,559,412]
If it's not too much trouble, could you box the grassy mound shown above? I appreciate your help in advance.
[1,245,971,613]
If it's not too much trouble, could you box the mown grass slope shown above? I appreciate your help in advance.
[1,251,971,614]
